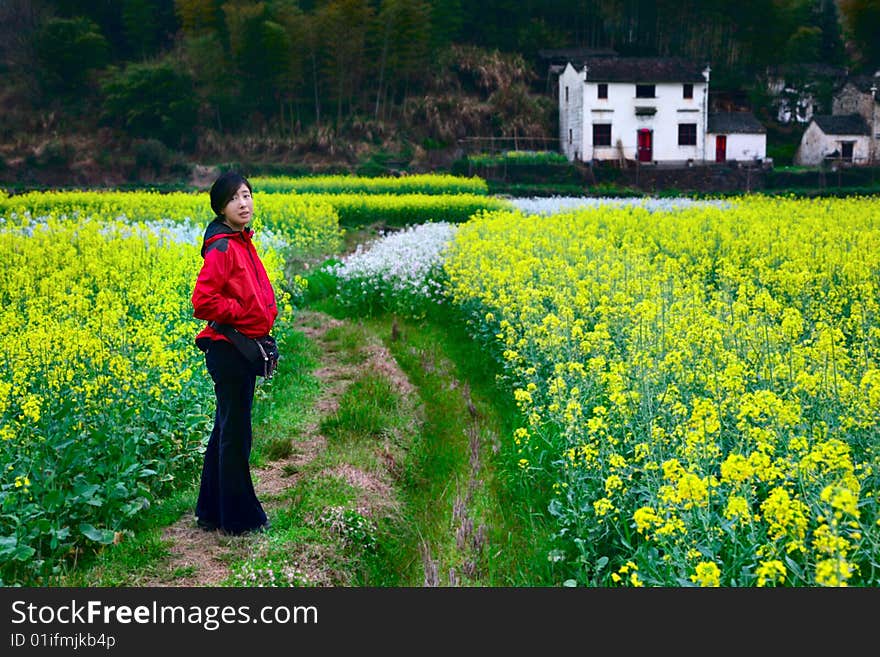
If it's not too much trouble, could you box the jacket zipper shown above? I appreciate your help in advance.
[241,235,272,326]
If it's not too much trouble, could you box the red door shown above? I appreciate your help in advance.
[715,135,727,162]
[637,129,652,162]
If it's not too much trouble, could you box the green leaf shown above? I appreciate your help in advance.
[0,536,35,561]
[0,535,17,555]
[73,482,101,499]
[12,545,36,561]
[79,523,115,544]
[111,482,130,498]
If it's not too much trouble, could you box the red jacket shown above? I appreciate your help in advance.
[192,219,278,349]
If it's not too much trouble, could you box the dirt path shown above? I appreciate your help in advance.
[139,309,415,587]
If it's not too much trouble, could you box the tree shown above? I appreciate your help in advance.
[35,16,110,92]
[0,0,47,79]
[373,0,431,120]
[784,25,822,63]
[315,0,374,125]
[100,59,199,148]
[175,0,220,36]
[426,0,462,51]
[122,0,177,59]
[817,0,846,65]
[839,0,880,70]
[223,2,294,120]
[300,11,326,125]
[270,1,308,132]
[179,30,254,132]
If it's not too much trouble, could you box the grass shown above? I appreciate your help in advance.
[221,303,561,587]
[60,316,323,587]
[320,373,401,440]
[250,325,320,466]
[60,487,198,586]
[64,285,559,587]
[377,310,560,586]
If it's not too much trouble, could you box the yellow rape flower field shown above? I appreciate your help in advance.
[444,195,879,587]
[1,186,878,587]
[0,190,338,585]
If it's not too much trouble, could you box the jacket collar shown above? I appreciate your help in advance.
[201,218,253,257]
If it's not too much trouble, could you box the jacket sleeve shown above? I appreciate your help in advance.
[191,248,242,323]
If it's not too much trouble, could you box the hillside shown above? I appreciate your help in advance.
[3,0,876,190]
[0,43,555,190]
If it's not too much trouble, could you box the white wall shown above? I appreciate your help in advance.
[558,64,584,161]
[581,79,708,163]
[795,122,829,165]
[795,122,871,165]
[706,133,767,161]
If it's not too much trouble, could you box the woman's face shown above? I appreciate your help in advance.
[221,183,253,231]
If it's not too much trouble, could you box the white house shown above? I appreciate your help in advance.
[765,63,847,124]
[832,72,879,164]
[558,56,711,164]
[706,112,767,162]
[794,114,872,166]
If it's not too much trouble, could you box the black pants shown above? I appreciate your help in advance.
[196,340,267,534]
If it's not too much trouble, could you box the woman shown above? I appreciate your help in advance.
[191,171,277,535]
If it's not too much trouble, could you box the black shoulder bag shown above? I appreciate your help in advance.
[209,321,279,378]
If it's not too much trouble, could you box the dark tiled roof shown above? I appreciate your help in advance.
[838,74,880,96]
[812,114,870,135]
[538,47,618,64]
[708,112,765,134]
[572,56,707,82]
[767,63,848,80]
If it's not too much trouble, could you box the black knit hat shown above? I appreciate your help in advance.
[210,171,251,216]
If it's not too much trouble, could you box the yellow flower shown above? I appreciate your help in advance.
[820,484,860,519]
[604,474,623,496]
[633,506,661,535]
[760,487,809,552]
[676,473,710,509]
[593,497,615,517]
[815,558,855,587]
[19,395,42,423]
[662,458,685,482]
[690,561,721,587]
[755,559,786,587]
[724,495,752,525]
[720,453,753,485]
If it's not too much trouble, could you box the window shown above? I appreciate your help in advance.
[597,83,608,99]
[841,141,854,160]
[593,124,611,146]
[683,83,693,99]
[568,128,573,145]
[635,84,655,98]
[565,86,569,103]
[678,123,697,146]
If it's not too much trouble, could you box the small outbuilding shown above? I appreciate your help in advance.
[706,112,767,162]
[794,114,871,166]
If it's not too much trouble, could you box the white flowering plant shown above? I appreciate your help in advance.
[328,221,457,318]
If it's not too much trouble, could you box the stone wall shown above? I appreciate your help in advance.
[605,162,768,193]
